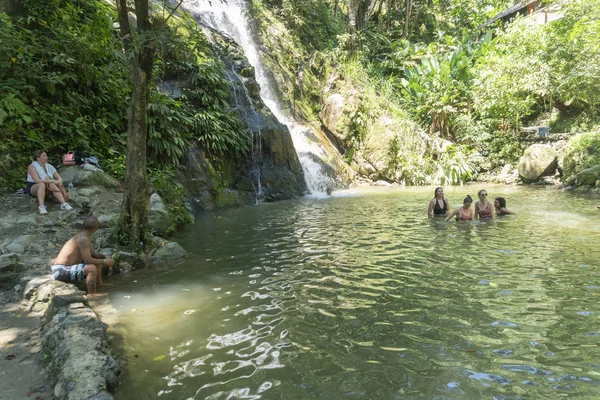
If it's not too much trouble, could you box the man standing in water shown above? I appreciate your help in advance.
[51,216,115,295]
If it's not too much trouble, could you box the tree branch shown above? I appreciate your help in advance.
[165,0,185,24]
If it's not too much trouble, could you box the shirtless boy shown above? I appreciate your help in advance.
[51,216,115,295]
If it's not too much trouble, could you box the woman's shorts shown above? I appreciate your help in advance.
[25,182,35,195]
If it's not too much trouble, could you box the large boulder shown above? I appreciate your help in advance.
[259,118,307,201]
[148,193,173,235]
[320,94,345,135]
[59,166,120,188]
[518,144,558,182]
[150,238,187,263]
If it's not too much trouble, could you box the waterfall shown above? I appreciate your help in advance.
[226,66,264,203]
[186,0,333,197]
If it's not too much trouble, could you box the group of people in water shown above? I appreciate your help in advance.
[428,187,515,221]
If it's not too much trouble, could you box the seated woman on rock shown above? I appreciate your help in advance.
[25,150,72,215]
[494,197,516,215]
[475,189,494,219]
[428,186,450,216]
[445,195,474,221]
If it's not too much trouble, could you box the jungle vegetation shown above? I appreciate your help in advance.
[0,0,599,229]
[251,0,600,184]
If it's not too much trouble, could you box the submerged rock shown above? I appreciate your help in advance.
[150,238,188,263]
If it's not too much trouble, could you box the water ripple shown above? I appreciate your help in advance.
[114,186,600,399]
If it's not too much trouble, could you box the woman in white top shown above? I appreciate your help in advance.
[26,150,72,215]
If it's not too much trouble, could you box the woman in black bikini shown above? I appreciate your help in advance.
[428,186,451,217]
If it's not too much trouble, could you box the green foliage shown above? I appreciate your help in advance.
[472,17,547,124]
[0,2,129,191]
[253,0,344,52]
[148,93,191,166]
[149,167,194,235]
[546,0,600,115]
[399,38,474,138]
[153,22,251,160]
[0,0,252,196]
[432,141,474,185]
[562,132,600,181]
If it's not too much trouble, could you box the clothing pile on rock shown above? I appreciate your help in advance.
[75,152,102,171]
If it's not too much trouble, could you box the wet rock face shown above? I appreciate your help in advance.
[178,32,306,209]
[260,118,307,201]
[518,144,558,182]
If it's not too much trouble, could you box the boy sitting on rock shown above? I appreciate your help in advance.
[50,216,115,295]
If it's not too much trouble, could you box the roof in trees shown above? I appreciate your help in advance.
[478,0,539,30]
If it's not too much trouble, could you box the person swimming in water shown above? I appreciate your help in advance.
[445,195,474,221]
[475,189,494,219]
[494,197,516,215]
[428,186,450,216]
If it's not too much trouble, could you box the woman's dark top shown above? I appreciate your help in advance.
[433,198,448,215]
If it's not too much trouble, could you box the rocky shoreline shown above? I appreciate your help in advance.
[0,167,188,399]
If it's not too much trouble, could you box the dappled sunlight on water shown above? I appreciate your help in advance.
[112,185,600,399]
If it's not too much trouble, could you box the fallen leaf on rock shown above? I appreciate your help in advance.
[153,355,166,361]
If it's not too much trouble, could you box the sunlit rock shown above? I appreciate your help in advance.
[518,144,558,182]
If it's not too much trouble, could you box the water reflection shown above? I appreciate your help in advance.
[112,186,600,399]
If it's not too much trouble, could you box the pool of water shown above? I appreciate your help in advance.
[110,185,600,399]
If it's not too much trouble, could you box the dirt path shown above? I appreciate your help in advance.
[0,290,53,400]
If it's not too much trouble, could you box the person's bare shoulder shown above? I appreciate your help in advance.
[74,232,91,249]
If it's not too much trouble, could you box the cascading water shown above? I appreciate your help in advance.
[226,66,264,202]
[186,0,333,197]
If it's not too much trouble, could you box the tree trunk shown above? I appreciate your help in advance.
[386,0,392,30]
[403,0,412,38]
[121,58,152,249]
[347,0,358,54]
[116,0,154,250]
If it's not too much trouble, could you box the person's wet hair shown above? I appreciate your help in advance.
[434,186,443,197]
[82,216,99,231]
[32,150,46,161]
[495,197,507,208]
[463,195,473,203]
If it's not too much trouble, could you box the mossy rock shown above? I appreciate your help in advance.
[574,164,600,186]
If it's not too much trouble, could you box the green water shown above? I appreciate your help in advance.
[111,185,600,399]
